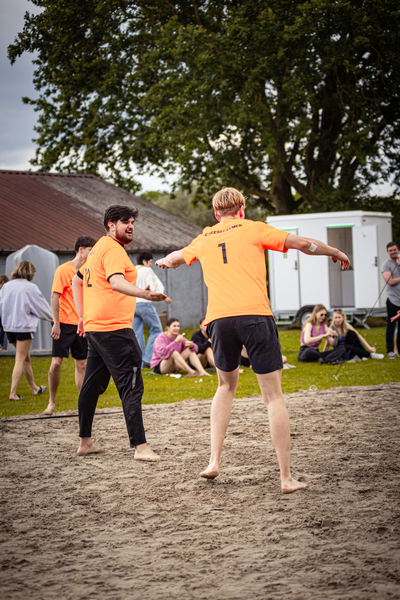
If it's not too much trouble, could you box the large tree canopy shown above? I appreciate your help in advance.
[8,0,400,213]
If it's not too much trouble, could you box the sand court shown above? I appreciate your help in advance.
[1,382,399,599]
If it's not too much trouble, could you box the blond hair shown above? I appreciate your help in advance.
[303,304,328,328]
[11,261,36,281]
[212,187,246,216]
[331,309,349,335]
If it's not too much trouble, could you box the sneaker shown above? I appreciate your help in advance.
[387,352,396,359]
[353,355,361,361]
[142,361,151,369]
[361,357,368,360]
[370,353,384,359]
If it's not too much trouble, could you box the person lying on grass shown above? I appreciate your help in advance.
[150,318,211,378]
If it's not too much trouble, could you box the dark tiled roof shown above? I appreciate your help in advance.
[0,171,202,251]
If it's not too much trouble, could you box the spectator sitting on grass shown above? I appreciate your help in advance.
[151,318,211,377]
[191,318,216,369]
[298,304,345,364]
[323,309,384,360]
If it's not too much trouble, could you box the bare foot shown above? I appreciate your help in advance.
[281,477,308,494]
[199,371,212,377]
[77,439,105,456]
[42,402,55,415]
[200,461,220,479]
[134,444,163,462]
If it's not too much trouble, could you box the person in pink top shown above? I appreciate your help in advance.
[151,318,210,377]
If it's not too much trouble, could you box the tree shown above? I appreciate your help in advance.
[141,186,268,228]
[8,0,400,214]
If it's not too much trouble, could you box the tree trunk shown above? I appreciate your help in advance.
[270,171,296,214]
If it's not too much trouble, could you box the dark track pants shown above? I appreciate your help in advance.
[78,328,146,447]
[298,345,346,363]
[386,298,400,354]
[344,329,370,359]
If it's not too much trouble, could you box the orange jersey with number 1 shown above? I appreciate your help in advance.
[182,219,289,325]
[79,236,137,332]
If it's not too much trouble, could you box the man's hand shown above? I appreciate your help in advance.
[143,285,169,302]
[51,322,61,340]
[331,252,350,271]
[77,317,86,337]
[155,250,185,270]
[155,257,173,269]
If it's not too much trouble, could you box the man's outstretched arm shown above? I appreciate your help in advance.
[109,275,169,302]
[155,250,186,269]
[285,234,350,270]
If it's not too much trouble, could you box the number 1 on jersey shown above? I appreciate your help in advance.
[218,242,228,264]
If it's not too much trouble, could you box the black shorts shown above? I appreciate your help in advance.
[153,363,162,374]
[6,332,34,344]
[207,315,283,374]
[52,323,88,360]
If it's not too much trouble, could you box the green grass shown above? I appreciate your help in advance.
[0,326,398,418]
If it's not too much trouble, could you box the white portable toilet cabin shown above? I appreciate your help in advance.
[266,211,392,326]
[5,245,58,354]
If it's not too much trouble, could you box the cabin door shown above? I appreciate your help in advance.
[353,225,380,308]
[273,229,301,310]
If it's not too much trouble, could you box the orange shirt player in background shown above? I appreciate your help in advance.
[72,205,169,460]
[156,187,350,493]
[43,236,97,415]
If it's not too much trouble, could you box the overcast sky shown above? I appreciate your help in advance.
[0,0,171,193]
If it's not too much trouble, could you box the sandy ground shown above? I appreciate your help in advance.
[0,382,399,600]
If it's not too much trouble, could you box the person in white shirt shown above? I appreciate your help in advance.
[133,252,171,368]
[0,261,52,401]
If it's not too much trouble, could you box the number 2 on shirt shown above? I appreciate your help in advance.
[218,242,228,264]
[84,268,92,287]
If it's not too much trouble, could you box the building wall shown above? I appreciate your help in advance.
[1,247,208,333]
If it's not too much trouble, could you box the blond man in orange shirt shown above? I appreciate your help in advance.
[157,187,350,493]
[44,236,97,415]
[72,205,169,460]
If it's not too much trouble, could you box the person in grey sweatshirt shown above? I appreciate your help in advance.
[0,261,52,401]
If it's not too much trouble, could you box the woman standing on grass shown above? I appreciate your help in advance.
[0,261,52,400]
[323,309,384,360]
[298,304,346,364]
[150,317,210,377]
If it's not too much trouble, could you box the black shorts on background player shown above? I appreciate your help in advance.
[52,323,87,359]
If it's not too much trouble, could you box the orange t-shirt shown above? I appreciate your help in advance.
[51,261,79,325]
[79,236,137,332]
[182,219,289,324]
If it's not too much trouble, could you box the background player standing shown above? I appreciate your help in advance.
[156,187,350,493]
[72,205,169,460]
[381,241,400,358]
[133,251,171,368]
[44,236,97,415]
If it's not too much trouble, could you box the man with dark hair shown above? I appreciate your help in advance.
[72,205,169,460]
[157,187,350,493]
[44,236,97,415]
[133,251,170,368]
[381,241,400,358]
